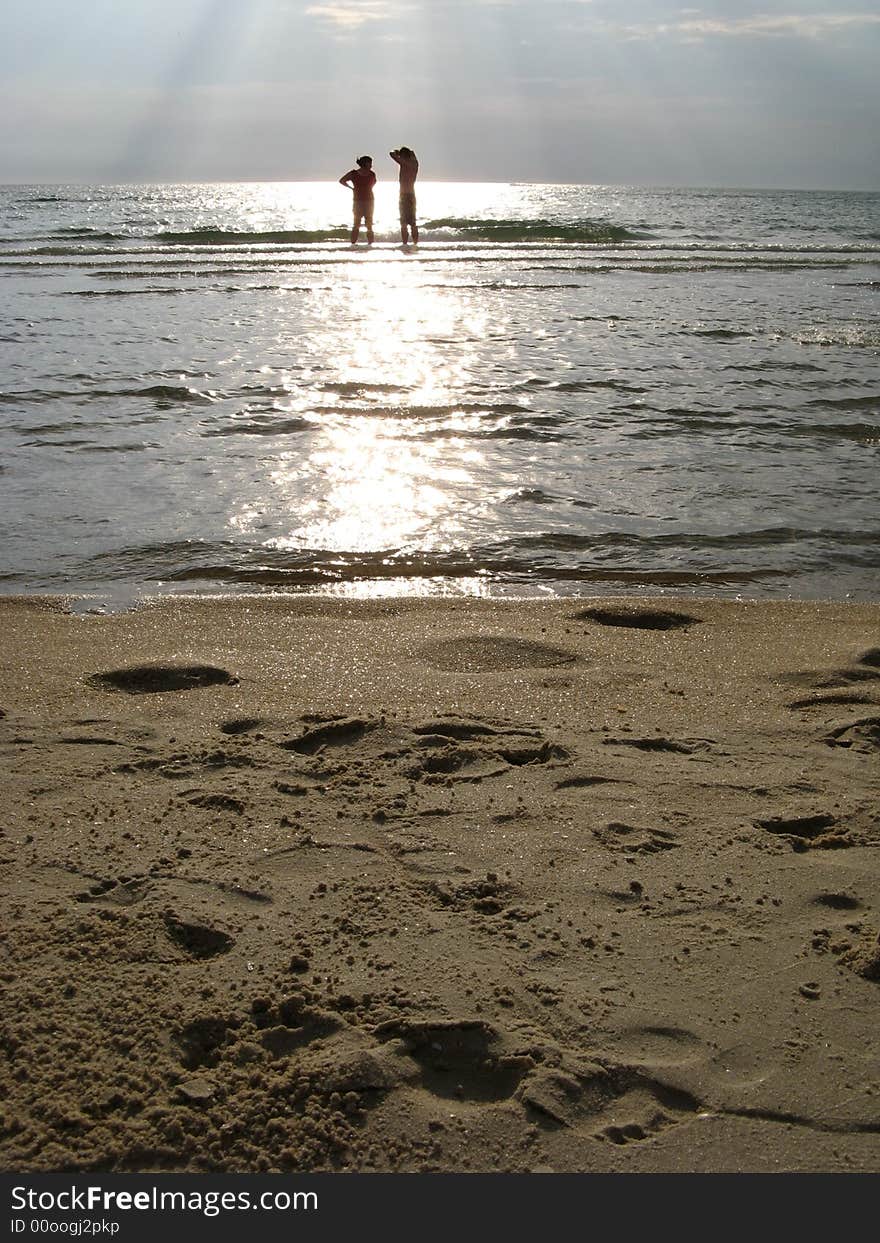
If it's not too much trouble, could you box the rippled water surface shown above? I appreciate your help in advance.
[1,182,878,604]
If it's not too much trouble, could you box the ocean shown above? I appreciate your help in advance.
[1,181,878,608]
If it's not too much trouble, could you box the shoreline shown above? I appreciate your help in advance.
[2,594,878,1172]
[5,580,880,616]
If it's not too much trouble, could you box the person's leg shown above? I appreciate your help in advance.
[402,195,417,244]
[351,207,360,244]
[365,204,374,245]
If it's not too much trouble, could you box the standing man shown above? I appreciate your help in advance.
[339,155,376,245]
[390,147,419,245]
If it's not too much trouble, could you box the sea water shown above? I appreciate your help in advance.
[1,181,878,605]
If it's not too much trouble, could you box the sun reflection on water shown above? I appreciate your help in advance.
[251,269,489,568]
[269,416,465,554]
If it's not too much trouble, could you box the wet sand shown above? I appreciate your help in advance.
[1,595,878,1173]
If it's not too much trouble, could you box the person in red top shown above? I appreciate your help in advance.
[339,155,376,245]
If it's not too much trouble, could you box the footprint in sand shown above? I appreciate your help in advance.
[755,812,849,850]
[787,692,876,711]
[408,723,568,783]
[251,996,342,1059]
[273,712,568,789]
[595,1077,701,1145]
[162,911,235,959]
[421,875,518,916]
[115,748,255,779]
[76,876,151,906]
[814,925,880,982]
[779,649,880,693]
[555,774,619,790]
[280,716,376,754]
[87,664,238,694]
[601,735,712,754]
[824,716,880,753]
[418,635,576,673]
[373,1018,527,1102]
[605,1024,706,1068]
[412,717,539,741]
[186,792,246,815]
[595,822,679,854]
[174,1016,235,1070]
[573,606,700,631]
[839,933,880,982]
[219,717,263,735]
[518,1058,701,1136]
[811,892,861,912]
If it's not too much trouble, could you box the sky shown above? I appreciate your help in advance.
[1,0,878,187]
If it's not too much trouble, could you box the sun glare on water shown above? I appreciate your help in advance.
[232,258,493,585]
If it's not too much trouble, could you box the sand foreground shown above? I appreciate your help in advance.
[1,595,878,1173]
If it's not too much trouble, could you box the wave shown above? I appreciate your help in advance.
[150,556,781,591]
[152,219,634,246]
[51,228,127,240]
[509,527,880,553]
[501,488,557,505]
[60,287,205,297]
[629,240,880,256]
[625,418,880,446]
[805,394,880,412]
[129,384,219,404]
[0,384,216,405]
[306,401,534,420]
[422,218,632,243]
[157,227,350,245]
[74,526,880,581]
[201,416,311,438]
[0,246,122,258]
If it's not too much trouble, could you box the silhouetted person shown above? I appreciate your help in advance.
[390,147,419,244]
[339,155,376,245]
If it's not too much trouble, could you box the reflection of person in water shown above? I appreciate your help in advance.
[339,155,376,245]
[390,147,419,245]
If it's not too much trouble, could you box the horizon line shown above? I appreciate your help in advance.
[3,178,880,194]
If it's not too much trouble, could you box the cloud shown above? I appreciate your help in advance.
[602,12,880,42]
[305,1,403,28]
[303,0,512,24]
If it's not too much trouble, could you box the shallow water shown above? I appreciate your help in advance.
[1,182,878,605]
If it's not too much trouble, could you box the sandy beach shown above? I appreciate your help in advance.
[1,594,878,1173]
